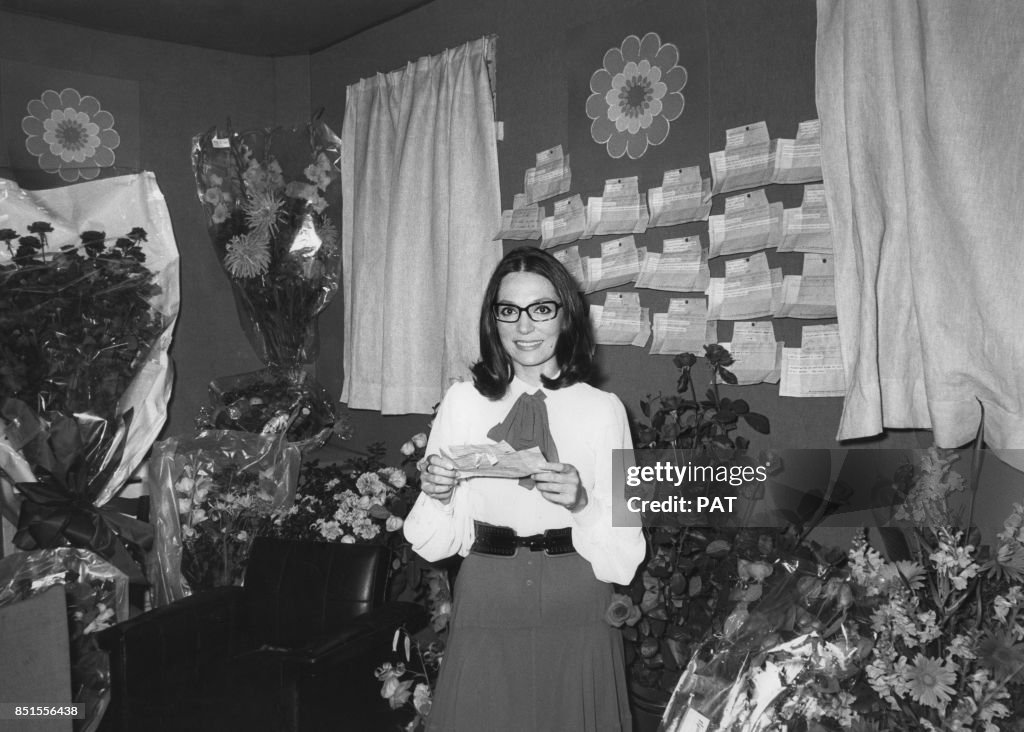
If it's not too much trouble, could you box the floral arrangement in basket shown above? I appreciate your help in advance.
[191,120,343,447]
[661,446,1024,732]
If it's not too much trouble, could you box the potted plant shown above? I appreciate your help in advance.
[613,345,776,728]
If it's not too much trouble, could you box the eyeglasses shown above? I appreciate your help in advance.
[493,300,563,323]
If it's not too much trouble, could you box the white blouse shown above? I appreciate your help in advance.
[403,377,646,585]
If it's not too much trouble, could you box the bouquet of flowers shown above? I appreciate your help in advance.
[660,547,853,731]
[0,223,163,420]
[661,448,1024,731]
[191,120,342,448]
[0,174,180,578]
[147,430,299,604]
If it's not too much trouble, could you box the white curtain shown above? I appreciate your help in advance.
[340,36,502,414]
[816,1,1024,450]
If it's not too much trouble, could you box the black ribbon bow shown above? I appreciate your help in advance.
[10,406,153,584]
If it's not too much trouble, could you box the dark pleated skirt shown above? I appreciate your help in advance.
[426,550,632,732]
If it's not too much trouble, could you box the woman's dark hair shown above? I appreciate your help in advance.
[471,246,594,399]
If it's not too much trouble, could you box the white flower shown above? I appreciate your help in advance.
[411,433,428,449]
[382,467,407,489]
[340,534,357,544]
[316,519,343,541]
[412,683,432,717]
[177,497,192,514]
[357,472,386,496]
[400,441,416,456]
[386,515,404,532]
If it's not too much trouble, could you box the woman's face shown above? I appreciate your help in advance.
[495,271,563,385]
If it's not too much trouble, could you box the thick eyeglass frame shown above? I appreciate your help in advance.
[492,300,564,323]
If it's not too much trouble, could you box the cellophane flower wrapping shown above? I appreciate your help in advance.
[147,430,299,606]
[196,367,337,452]
[661,552,856,731]
[0,548,129,732]
[1,401,154,585]
[0,173,180,538]
[191,121,342,448]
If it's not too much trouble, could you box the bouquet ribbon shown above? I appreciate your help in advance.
[3,401,152,584]
[13,478,154,584]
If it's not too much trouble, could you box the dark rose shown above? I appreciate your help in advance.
[605,593,642,628]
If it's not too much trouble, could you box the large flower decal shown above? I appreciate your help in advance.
[22,88,121,182]
[587,32,687,160]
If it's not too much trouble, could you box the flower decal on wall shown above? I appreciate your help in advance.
[21,88,121,182]
[586,32,687,160]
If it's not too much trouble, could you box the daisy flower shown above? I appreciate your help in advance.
[903,653,956,711]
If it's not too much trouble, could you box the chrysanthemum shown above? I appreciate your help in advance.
[224,233,270,278]
[243,189,286,238]
[903,653,956,711]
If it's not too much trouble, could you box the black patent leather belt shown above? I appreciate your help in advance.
[471,521,576,556]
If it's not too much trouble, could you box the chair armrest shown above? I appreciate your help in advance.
[96,586,242,651]
[245,601,429,669]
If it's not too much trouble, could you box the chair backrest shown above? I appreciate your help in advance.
[242,537,389,647]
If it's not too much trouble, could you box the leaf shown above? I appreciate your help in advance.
[677,370,690,393]
[718,367,738,385]
[661,396,682,411]
[637,427,657,445]
[742,412,770,434]
[640,399,650,418]
[712,410,737,424]
[731,399,750,415]
[659,422,681,442]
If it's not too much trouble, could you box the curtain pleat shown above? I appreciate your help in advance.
[816,1,1024,450]
[341,37,502,414]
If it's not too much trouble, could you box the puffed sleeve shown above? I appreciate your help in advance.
[569,391,646,585]
[403,382,475,561]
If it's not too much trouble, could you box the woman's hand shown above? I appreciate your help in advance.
[532,462,588,513]
[419,453,459,505]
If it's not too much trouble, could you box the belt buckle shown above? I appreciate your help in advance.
[524,535,546,552]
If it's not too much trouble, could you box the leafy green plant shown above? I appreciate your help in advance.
[616,345,777,700]
[635,345,770,461]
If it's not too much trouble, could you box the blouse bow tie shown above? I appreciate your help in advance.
[487,390,560,488]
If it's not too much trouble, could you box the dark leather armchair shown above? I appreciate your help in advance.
[97,537,428,732]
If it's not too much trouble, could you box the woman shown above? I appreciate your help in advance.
[404,246,645,731]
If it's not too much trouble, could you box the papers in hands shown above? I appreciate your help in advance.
[441,441,550,479]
